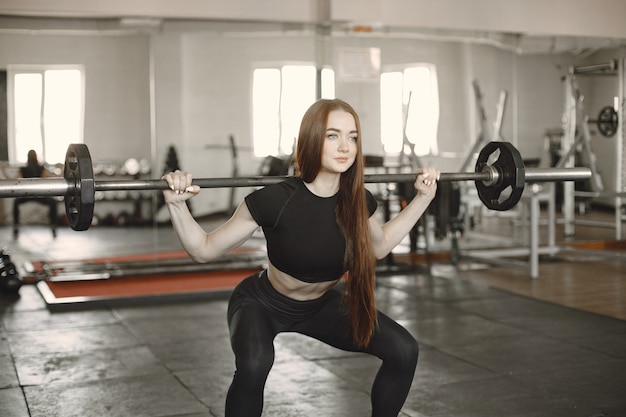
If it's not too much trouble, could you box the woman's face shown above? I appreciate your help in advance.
[320,109,358,175]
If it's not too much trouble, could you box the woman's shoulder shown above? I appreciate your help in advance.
[253,176,301,197]
[244,177,303,226]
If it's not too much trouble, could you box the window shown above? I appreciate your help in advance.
[320,68,335,100]
[8,66,84,164]
[380,64,439,156]
[252,65,335,157]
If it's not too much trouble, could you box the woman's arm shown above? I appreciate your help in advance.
[163,171,259,263]
[369,168,439,259]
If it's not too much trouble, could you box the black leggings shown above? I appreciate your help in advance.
[226,271,419,417]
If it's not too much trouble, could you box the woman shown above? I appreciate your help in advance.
[163,99,439,417]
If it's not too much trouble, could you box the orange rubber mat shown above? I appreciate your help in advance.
[43,269,259,298]
[32,249,264,310]
[37,268,260,310]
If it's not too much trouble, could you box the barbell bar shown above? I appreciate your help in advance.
[0,167,590,197]
[0,141,592,231]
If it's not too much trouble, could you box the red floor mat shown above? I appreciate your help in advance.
[32,249,264,309]
[37,268,260,309]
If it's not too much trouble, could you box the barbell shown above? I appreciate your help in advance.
[0,141,591,231]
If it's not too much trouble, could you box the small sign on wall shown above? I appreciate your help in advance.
[335,47,381,82]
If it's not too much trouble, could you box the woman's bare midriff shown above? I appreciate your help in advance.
[267,262,340,301]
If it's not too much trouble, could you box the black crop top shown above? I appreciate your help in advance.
[245,177,378,283]
[20,165,44,178]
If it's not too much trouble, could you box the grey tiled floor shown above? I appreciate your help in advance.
[1,224,625,417]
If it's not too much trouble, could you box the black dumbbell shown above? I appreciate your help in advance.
[0,250,22,294]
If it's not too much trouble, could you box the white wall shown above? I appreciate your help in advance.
[0,31,151,161]
[1,15,623,218]
[516,55,571,156]
[173,32,319,213]
[3,0,626,40]
[0,0,320,24]
[334,0,626,39]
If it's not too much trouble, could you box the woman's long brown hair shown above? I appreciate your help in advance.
[295,99,377,348]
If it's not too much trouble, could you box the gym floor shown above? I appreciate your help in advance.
[1,203,625,417]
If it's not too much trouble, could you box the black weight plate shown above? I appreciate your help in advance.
[597,106,618,137]
[64,144,95,231]
[475,141,525,211]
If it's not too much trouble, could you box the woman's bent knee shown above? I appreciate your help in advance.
[373,317,419,370]
[235,348,274,382]
[402,335,419,369]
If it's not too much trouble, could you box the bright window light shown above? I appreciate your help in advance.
[252,68,281,156]
[321,68,335,99]
[11,67,84,164]
[43,69,82,163]
[403,66,439,155]
[380,72,404,153]
[380,64,439,156]
[279,65,316,155]
[14,73,44,162]
[252,65,317,157]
